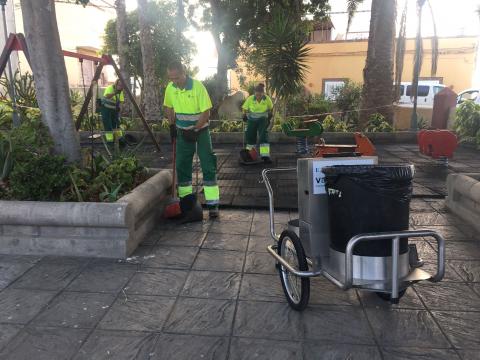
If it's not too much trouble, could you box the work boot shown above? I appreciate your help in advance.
[262,156,273,164]
[209,205,219,219]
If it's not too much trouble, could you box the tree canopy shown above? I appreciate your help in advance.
[103,0,196,87]
[194,0,329,101]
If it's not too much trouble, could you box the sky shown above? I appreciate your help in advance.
[124,0,480,80]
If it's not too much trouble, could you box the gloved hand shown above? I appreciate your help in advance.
[181,128,199,142]
[267,112,273,121]
[169,124,177,142]
[242,114,248,122]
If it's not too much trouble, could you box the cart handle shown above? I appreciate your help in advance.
[261,167,296,242]
[344,230,445,301]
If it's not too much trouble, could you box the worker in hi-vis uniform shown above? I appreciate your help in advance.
[163,61,219,218]
[242,83,274,163]
[101,79,124,143]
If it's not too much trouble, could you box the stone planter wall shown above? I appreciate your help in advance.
[0,169,172,258]
[446,173,480,234]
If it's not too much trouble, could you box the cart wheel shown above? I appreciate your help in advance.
[375,289,406,302]
[277,230,310,311]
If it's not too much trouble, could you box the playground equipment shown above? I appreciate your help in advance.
[262,157,445,311]
[0,33,161,152]
[314,132,376,157]
[281,119,323,154]
[417,130,458,159]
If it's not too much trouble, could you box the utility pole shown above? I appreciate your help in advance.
[0,0,19,127]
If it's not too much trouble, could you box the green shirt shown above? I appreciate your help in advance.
[242,95,273,119]
[163,76,213,129]
[102,84,124,109]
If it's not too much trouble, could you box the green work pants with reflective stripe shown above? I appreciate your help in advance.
[245,116,270,156]
[101,106,121,142]
[101,106,120,131]
[176,128,219,206]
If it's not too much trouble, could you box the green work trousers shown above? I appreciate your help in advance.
[101,106,120,131]
[100,106,122,142]
[176,128,219,205]
[245,117,270,157]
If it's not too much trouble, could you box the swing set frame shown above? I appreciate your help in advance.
[0,32,161,152]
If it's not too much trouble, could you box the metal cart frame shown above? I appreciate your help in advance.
[262,167,445,309]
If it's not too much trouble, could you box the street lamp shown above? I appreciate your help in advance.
[0,0,19,127]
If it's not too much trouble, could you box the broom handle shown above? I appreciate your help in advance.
[195,141,199,196]
[172,138,176,198]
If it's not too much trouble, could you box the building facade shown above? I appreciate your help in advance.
[230,36,478,98]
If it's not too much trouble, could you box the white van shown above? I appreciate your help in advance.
[456,88,480,105]
[397,82,446,106]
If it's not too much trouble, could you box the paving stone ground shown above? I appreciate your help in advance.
[135,142,480,209]
[1,140,479,359]
[0,202,479,360]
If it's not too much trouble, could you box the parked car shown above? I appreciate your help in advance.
[397,82,446,106]
[456,88,480,105]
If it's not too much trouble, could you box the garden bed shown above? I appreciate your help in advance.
[446,173,480,234]
[0,169,171,258]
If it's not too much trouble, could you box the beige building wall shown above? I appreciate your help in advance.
[230,36,478,95]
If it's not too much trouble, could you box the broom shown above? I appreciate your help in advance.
[163,138,181,218]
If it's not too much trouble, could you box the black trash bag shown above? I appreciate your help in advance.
[323,164,414,257]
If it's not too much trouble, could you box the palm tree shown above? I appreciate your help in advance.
[358,0,397,129]
[349,0,438,130]
[137,0,161,121]
[409,0,438,129]
[19,0,80,163]
[256,10,311,101]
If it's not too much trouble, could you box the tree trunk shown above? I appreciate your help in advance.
[359,0,396,129]
[210,0,228,107]
[114,0,131,114]
[20,0,80,163]
[213,31,228,106]
[137,0,161,121]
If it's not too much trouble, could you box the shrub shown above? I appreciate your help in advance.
[8,117,53,162]
[322,114,348,132]
[307,95,333,117]
[455,100,480,147]
[271,113,284,132]
[332,80,362,127]
[211,120,243,133]
[365,113,394,132]
[0,116,147,203]
[0,105,12,129]
[8,154,69,201]
[0,135,13,181]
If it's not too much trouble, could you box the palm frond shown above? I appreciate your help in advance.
[256,9,311,100]
[346,0,364,34]
[427,0,438,76]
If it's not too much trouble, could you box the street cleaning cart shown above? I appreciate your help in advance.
[262,156,445,311]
